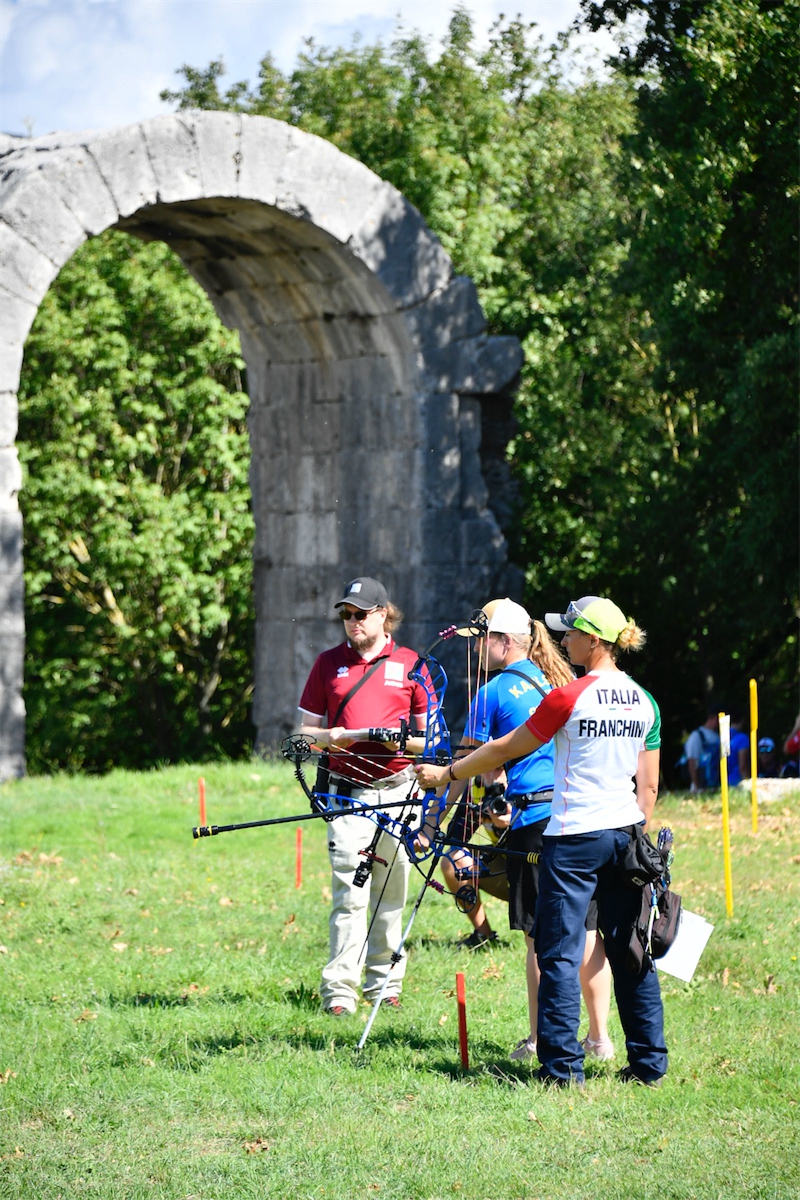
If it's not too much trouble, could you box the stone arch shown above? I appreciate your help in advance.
[0,112,522,776]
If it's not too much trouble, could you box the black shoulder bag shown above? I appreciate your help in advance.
[619,824,683,972]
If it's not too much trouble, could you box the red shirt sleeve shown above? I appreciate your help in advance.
[526,676,591,742]
[299,656,328,720]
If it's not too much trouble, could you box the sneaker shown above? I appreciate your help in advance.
[457,929,498,950]
[509,1036,537,1062]
[617,1065,663,1088]
[323,1005,350,1017]
[381,995,402,1010]
[581,1035,615,1061]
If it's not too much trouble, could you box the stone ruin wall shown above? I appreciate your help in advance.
[0,112,523,776]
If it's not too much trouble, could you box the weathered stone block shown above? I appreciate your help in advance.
[295,452,340,514]
[298,272,393,321]
[277,127,382,245]
[0,134,29,156]
[460,513,507,565]
[0,754,25,779]
[253,564,334,623]
[0,634,23,686]
[0,394,18,447]
[0,165,86,266]
[0,567,23,631]
[238,115,293,209]
[373,512,423,566]
[423,389,460,441]
[423,334,524,394]
[88,124,160,218]
[254,510,340,567]
[0,448,22,510]
[35,145,119,236]
[329,352,414,403]
[0,683,25,772]
[140,115,203,205]
[0,511,22,565]
[349,182,452,307]
[0,287,39,349]
[403,275,486,351]
[180,110,242,198]
[461,465,488,513]
[459,397,482,456]
[0,337,24,396]
[0,222,59,307]
[418,510,463,565]
[459,398,488,511]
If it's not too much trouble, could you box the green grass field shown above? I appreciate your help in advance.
[1,763,798,1199]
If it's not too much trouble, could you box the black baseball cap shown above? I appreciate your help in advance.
[334,577,389,611]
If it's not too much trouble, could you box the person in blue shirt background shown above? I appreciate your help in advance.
[419,598,614,1064]
[727,713,750,785]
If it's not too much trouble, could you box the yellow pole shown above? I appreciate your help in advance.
[749,679,758,833]
[719,712,734,917]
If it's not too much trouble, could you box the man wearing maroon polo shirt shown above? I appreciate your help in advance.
[298,577,429,1016]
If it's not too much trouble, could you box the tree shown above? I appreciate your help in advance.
[579,0,799,745]
[21,3,794,772]
[164,13,697,748]
[18,232,254,772]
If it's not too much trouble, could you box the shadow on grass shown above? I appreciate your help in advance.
[110,1029,264,1071]
[408,934,512,952]
[276,1022,518,1067]
[423,1058,534,1086]
[107,986,250,1009]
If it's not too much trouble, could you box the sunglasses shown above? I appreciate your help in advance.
[339,607,377,621]
[564,601,603,636]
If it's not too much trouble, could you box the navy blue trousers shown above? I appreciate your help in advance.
[534,827,668,1084]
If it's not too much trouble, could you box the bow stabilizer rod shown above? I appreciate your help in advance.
[192,795,424,839]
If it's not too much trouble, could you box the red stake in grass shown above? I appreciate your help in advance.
[295,827,303,889]
[198,777,207,828]
[456,971,469,1068]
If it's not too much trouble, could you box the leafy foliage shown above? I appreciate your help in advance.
[165,7,798,755]
[18,4,796,773]
[18,233,254,772]
[578,0,799,734]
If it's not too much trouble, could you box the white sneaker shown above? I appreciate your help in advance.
[509,1036,537,1062]
[581,1035,615,1061]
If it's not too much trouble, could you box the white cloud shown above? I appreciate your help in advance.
[0,0,616,138]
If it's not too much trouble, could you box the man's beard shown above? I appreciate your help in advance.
[350,629,384,655]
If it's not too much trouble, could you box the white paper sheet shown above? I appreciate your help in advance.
[656,908,714,982]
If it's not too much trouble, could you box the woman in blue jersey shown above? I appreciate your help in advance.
[418,598,614,1064]
[416,595,667,1088]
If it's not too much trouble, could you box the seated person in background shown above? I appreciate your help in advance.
[684,711,720,791]
[756,737,780,778]
[727,714,750,786]
[781,716,800,778]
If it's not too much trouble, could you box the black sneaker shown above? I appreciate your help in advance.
[618,1065,664,1088]
[457,929,498,950]
[381,995,403,1010]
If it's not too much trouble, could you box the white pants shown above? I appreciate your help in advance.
[320,772,415,1012]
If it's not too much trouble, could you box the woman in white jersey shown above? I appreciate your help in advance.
[415,595,667,1088]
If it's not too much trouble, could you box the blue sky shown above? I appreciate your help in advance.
[0,0,617,138]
